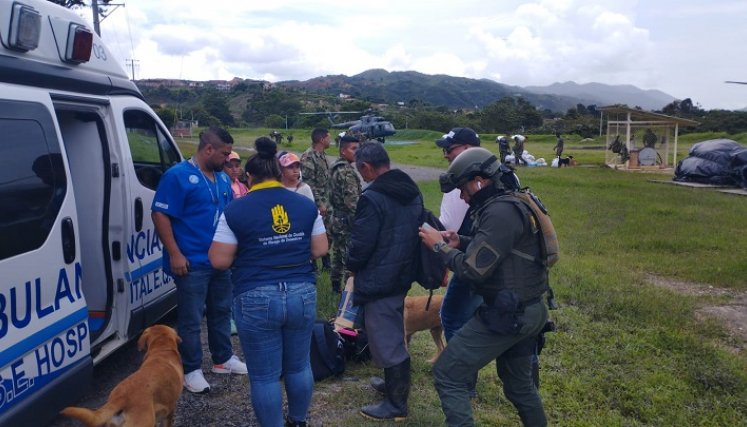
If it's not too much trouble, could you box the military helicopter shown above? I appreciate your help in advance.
[300,110,396,142]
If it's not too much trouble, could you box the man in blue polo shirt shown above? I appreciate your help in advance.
[152,127,247,394]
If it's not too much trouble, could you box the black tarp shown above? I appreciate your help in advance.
[673,139,747,188]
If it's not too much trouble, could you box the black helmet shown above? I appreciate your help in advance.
[439,147,500,193]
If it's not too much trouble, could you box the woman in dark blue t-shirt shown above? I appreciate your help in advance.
[210,137,328,427]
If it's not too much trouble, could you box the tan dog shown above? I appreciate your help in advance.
[404,294,445,363]
[61,324,183,427]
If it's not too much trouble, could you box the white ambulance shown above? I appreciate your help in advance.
[0,1,181,425]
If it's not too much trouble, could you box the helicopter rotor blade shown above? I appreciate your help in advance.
[725,81,747,85]
[298,111,363,115]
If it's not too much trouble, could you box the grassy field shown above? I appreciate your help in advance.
[182,128,747,425]
[175,128,747,169]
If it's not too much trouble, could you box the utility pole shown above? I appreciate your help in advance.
[90,1,125,37]
[125,59,139,81]
[92,0,101,36]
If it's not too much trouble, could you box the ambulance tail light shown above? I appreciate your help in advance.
[65,24,93,63]
[9,2,42,52]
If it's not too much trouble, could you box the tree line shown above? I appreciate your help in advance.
[142,83,747,137]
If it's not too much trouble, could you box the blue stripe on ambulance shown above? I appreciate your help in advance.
[124,257,162,283]
[0,307,87,368]
[0,307,89,412]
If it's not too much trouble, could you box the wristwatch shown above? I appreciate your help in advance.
[432,241,449,253]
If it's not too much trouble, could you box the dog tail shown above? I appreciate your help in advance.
[60,405,122,427]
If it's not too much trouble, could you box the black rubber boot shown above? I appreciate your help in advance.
[370,376,385,394]
[360,358,410,421]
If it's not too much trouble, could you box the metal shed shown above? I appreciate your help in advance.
[599,106,699,170]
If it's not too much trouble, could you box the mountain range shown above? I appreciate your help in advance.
[277,69,676,112]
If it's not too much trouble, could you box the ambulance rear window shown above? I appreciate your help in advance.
[0,102,66,260]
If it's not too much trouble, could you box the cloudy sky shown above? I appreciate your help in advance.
[87,0,747,110]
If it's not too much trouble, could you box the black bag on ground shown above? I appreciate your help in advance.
[309,320,345,381]
[339,327,372,363]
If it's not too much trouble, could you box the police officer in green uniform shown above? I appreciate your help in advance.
[328,134,362,293]
[419,147,549,426]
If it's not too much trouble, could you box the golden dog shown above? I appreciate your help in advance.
[61,324,183,427]
[404,294,445,363]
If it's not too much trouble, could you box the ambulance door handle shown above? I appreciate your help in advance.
[61,217,76,264]
[135,198,143,232]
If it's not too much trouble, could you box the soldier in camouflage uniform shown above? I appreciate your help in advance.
[328,134,362,293]
[300,128,333,270]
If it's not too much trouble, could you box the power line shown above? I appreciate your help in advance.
[125,59,139,81]
[90,0,125,37]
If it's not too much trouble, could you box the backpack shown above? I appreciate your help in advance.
[414,206,448,310]
[309,320,345,381]
[338,327,372,363]
[609,135,623,154]
[497,188,559,269]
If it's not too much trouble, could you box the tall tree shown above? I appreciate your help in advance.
[48,0,114,7]
[201,90,235,127]
[48,0,86,6]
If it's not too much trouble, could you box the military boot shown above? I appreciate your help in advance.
[331,279,341,294]
[322,254,332,270]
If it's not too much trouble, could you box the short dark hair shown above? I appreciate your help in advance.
[355,141,389,170]
[198,127,233,150]
[311,128,329,145]
[245,137,281,181]
[339,134,360,149]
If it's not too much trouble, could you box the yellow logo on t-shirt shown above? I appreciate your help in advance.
[271,204,291,234]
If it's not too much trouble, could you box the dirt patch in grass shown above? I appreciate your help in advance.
[646,274,747,352]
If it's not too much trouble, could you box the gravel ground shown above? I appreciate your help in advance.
[48,163,441,427]
[49,314,259,427]
[49,316,372,427]
[392,162,444,182]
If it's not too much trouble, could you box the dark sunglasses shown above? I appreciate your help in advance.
[443,144,464,155]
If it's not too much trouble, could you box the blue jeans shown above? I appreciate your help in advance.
[440,275,483,342]
[174,267,233,373]
[234,282,316,427]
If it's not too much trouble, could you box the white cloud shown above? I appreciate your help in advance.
[382,44,413,70]
[91,0,747,110]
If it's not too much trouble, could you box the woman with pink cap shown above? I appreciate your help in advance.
[278,151,315,202]
[225,151,249,198]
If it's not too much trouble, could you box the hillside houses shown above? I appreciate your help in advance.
[136,77,272,91]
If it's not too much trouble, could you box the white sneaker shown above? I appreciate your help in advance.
[184,369,211,394]
[212,355,248,375]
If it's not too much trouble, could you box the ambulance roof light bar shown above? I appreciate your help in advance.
[9,2,42,52]
[65,23,93,63]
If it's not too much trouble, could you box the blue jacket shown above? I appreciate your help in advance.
[347,169,422,305]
